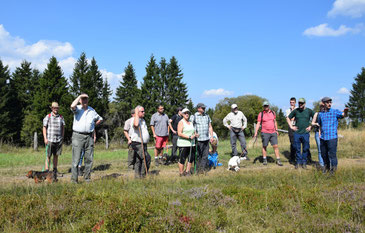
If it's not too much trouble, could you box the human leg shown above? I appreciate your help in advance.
[71,133,85,182]
[327,138,338,171]
[315,132,324,167]
[293,133,303,166]
[230,130,238,156]
[83,135,94,180]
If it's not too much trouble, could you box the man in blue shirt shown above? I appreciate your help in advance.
[318,97,348,174]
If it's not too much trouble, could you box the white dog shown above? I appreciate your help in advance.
[228,156,245,172]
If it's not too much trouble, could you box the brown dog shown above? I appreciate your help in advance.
[26,170,56,184]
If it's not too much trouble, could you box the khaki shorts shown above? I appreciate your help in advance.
[261,133,278,147]
[46,141,63,157]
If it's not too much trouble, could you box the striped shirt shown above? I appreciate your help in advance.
[43,113,65,143]
[189,112,211,141]
[318,108,343,140]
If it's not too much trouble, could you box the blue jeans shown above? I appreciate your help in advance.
[294,133,310,165]
[320,138,338,170]
[314,132,324,166]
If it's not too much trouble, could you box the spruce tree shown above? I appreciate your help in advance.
[346,67,365,123]
[88,57,108,116]
[70,52,90,97]
[141,55,160,119]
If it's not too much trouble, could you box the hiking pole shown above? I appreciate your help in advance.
[138,124,148,176]
[194,138,198,174]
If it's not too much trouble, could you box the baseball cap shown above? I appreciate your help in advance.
[321,97,332,102]
[262,101,269,106]
[231,104,238,109]
[298,98,306,103]
[196,103,206,109]
[182,108,190,113]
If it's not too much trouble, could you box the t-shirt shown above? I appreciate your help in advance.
[150,112,169,137]
[170,114,183,132]
[257,110,276,134]
[288,108,314,134]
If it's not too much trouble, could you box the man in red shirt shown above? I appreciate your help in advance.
[253,101,283,166]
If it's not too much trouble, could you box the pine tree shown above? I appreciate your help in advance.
[70,52,90,96]
[346,67,365,123]
[88,57,108,117]
[276,109,287,130]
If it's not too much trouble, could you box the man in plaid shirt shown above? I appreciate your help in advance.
[190,103,214,173]
[318,97,348,174]
[42,102,65,178]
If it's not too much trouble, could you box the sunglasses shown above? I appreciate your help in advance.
[325,101,332,104]
[299,102,305,104]
[140,111,145,113]
[183,112,190,115]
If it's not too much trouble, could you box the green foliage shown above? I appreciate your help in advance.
[70,52,89,96]
[346,67,365,123]
[276,109,287,130]
[20,111,40,146]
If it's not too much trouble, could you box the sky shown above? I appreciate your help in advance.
[1,0,365,111]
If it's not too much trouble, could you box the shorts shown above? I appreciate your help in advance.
[46,141,62,157]
[179,146,196,164]
[261,133,278,147]
[155,136,168,149]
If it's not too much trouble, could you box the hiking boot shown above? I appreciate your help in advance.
[302,164,308,170]
[276,159,283,166]
[263,158,268,165]
[53,169,58,182]
[154,158,160,167]
[295,164,299,169]
[329,167,337,176]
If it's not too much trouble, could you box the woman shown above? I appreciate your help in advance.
[311,102,325,168]
[177,108,198,176]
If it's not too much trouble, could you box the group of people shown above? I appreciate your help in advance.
[42,93,347,183]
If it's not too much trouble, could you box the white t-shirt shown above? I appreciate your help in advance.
[129,118,150,143]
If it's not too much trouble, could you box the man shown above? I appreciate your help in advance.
[124,109,135,170]
[285,97,297,164]
[286,98,314,169]
[169,107,183,162]
[150,105,170,166]
[42,102,65,180]
[70,93,103,183]
[190,103,214,173]
[317,97,348,174]
[223,104,248,159]
[132,105,151,178]
[254,101,283,166]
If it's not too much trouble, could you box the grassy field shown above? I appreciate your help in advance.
[0,129,364,232]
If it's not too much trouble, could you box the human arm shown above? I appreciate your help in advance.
[253,120,260,138]
[274,119,279,135]
[342,108,349,117]
[223,114,231,129]
[242,113,247,130]
[177,121,197,139]
[133,107,140,128]
[93,130,96,143]
[286,111,297,131]
[124,130,131,144]
[168,118,176,134]
[43,126,48,145]
[151,126,156,138]
[209,122,214,142]
[311,112,319,127]
[71,94,87,111]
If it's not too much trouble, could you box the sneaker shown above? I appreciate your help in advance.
[84,179,92,183]
[263,158,268,165]
[276,159,283,166]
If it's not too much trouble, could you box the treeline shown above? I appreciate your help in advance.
[0,53,189,145]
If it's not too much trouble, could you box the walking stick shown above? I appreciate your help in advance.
[194,138,198,174]
[138,124,148,176]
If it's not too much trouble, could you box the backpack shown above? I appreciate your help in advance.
[47,113,63,126]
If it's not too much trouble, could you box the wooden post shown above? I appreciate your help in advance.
[33,132,38,151]
[105,129,109,149]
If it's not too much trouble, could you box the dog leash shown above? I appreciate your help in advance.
[42,144,51,171]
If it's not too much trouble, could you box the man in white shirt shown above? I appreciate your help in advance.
[70,93,103,183]
[124,109,135,170]
[285,97,296,165]
[223,104,249,159]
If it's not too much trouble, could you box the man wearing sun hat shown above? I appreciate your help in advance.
[317,97,348,174]
[223,103,249,159]
[286,98,314,169]
[42,102,65,179]
[70,93,103,183]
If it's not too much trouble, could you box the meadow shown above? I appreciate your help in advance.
[0,129,364,232]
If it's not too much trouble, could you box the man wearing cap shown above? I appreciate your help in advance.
[124,109,136,170]
[150,104,170,166]
[286,98,314,169]
[169,107,183,162]
[285,97,297,164]
[70,93,103,183]
[317,97,348,174]
[190,103,214,173]
[42,102,65,179]
[254,101,283,166]
[223,104,249,159]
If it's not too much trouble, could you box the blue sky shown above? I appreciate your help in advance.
[1,0,364,111]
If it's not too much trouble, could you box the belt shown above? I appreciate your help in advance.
[74,131,92,136]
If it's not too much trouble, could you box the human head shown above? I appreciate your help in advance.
[176,107,183,115]
[157,104,164,114]
[262,101,270,111]
[130,109,135,117]
[231,104,238,113]
[298,98,306,109]
[321,97,332,110]
[80,93,89,107]
[196,103,206,114]
[290,97,296,107]
[51,102,59,114]
[319,101,325,112]
[136,105,145,118]
[181,108,190,120]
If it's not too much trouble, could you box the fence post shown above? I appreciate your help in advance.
[34,132,38,151]
[105,129,109,149]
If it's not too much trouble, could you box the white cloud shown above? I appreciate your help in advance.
[202,88,233,97]
[303,23,362,37]
[328,0,365,18]
[337,87,350,94]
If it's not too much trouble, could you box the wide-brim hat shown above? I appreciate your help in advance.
[51,102,59,108]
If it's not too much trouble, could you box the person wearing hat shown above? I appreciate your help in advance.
[124,109,136,170]
[317,97,348,174]
[70,93,103,183]
[223,103,249,159]
[253,101,283,166]
[42,102,65,179]
[286,98,314,169]
[177,108,198,176]
[189,103,214,173]
[169,107,183,163]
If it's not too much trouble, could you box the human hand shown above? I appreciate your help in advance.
[291,126,298,131]
[128,139,132,145]
[44,138,48,145]
[306,126,311,132]
[344,107,349,113]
